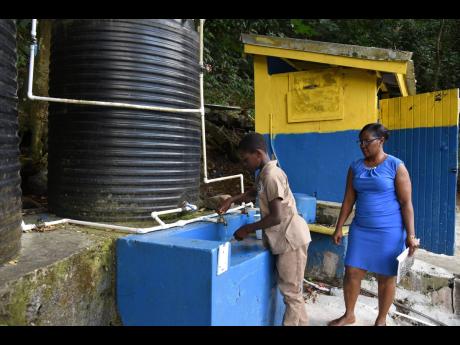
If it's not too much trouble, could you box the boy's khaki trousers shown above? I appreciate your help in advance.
[276,244,309,326]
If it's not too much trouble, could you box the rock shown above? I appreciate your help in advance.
[454,278,460,315]
[204,194,234,211]
[429,286,454,313]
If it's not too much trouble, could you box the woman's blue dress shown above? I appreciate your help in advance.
[344,154,407,276]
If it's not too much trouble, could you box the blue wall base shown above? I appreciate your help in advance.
[306,232,348,286]
[117,212,286,326]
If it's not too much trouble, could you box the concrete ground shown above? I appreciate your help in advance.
[0,227,106,285]
[304,277,460,326]
[305,292,399,326]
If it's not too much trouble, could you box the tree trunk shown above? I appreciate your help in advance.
[29,19,51,165]
[433,19,445,91]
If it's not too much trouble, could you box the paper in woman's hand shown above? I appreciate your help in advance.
[396,247,415,284]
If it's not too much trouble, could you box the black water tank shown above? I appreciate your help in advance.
[48,19,201,222]
[0,19,21,265]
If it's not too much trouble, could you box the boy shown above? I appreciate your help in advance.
[217,132,312,326]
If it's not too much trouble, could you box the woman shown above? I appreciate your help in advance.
[328,123,419,326]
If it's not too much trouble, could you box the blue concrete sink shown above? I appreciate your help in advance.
[116,210,285,326]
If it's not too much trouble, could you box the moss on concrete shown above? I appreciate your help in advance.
[0,228,124,325]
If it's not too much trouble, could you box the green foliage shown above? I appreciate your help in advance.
[16,19,31,72]
[282,19,460,93]
[203,19,295,109]
[15,19,460,115]
[203,19,460,108]
[290,19,316,37]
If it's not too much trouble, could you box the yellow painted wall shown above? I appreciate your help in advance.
[254,55,379,135]
[379,89,459,129]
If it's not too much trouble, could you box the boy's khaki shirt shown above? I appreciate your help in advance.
[256,160,311,255]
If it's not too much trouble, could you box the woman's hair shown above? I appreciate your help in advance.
[359,123,390,141]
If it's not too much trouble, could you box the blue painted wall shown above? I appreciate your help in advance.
[384,126,458,255]
[264,131,362,202]
[263,126,457,255]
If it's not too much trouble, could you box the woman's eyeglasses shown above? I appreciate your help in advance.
[356,138,381,146]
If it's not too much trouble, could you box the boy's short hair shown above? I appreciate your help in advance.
[238,132,267,153]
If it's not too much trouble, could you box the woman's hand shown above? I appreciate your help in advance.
[332,227,343,245]
[406,236,420,256]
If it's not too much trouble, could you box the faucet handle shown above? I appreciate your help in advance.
[180,201,198,212]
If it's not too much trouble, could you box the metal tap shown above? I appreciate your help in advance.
[216,214,228,226]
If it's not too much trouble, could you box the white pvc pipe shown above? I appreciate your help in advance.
[23,218,142,234]
[68,219,142,233]
[22,203,254,235]
[151,207,184,226]
[303,279,330,293]
[139,202,253,234]
[31,18,37,37]
[140,202,253,233]
[152,207,184,217]
[204,175,245,195]
[199,19,204,68]
[27,95,203,113]
[152,216,165,226]
[197,19,245,195]
[269,113,281,168]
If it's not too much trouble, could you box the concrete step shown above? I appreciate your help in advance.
[414,249,460,277]
[360,278,460,325]
[398,259,457,315]
[400,259,454,293]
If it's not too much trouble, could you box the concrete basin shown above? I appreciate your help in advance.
[116,210,285,325]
